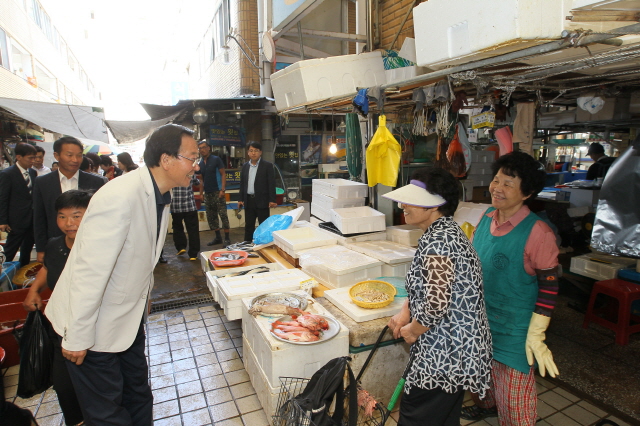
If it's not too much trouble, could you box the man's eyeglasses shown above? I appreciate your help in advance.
[177,154,201,167]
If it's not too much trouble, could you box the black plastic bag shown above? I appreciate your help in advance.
[17,310,54,399]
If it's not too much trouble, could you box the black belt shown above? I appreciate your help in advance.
[248,194,256,198]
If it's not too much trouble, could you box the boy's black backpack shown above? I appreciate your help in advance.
[278,356,357,426]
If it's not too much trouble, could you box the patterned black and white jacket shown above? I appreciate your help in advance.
[404,216,492,397]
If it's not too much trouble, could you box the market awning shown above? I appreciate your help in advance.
[104,110,185,144]
[0,97,109,142]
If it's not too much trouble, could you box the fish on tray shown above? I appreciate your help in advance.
[271,329,319,342]
[248,303,301,317]
[270,312,330,342]
[213,253,244,261]
[224,266,270,278]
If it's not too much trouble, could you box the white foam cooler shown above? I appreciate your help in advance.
[331,206,386,235]
[312,192,365,211]
[312,179,368,200]
[323,287,404,323]
[310,202,332,222]
[241,293,349,388]
[205,264,284,302]
[570,254,637,281]
[272,226,337,259]
[298,245,382,289]
[346,240,416,265]
[217,269,314,320]
[381,261,412,277]
[242,336,281,424]
[386,225,423,247]
[270,52,386,111]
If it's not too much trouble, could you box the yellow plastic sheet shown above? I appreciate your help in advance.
[366,115,402,187]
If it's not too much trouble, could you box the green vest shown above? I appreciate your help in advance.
[473,208,538,374]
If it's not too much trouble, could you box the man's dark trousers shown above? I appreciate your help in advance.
[64,322,152,426]
[172,211,200,258]
[3,225,34,266]
[243,195,270,242]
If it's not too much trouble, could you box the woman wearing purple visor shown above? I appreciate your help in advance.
[384,168,492,426]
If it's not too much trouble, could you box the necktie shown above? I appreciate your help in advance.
[24,171,32,192]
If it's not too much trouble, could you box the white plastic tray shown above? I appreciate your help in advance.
[312,179,368,199]
[272,227,337,259]
[386,225,423,247]
[323,287,404,323]
[330,206,386,235]
[346,240,416,265]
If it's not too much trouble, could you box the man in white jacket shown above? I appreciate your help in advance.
[45,124,200,426]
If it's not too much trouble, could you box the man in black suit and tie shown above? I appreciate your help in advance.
[0,143,37,266]
[33,136,105,262]
[238,142,277,242]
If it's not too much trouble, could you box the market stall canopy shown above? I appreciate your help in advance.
[140,96,274,120]
[0,97,108,142]
[104,110,185,144]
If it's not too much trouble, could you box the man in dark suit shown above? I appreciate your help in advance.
[0,143,37,266]
[33,136,105,262]
[238,142,277,242]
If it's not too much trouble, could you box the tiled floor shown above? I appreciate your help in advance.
[1,303,635,426]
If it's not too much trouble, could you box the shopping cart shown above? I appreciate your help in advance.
[272,326,410,426]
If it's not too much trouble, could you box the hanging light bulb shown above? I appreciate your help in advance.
[329,136,338,154]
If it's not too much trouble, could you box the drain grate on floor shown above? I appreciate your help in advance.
[150,294,217,313]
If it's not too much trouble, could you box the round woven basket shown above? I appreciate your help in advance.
[349,280,396,309]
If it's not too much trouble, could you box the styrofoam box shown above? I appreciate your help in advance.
[272,227,337,259]
[570,254,637,281]
[318,163,339,173]
[466,174,492,187]
[468,162,493,175]
[331,206,386,235]
[454,202,492,228]
[414,0,566,69]
[323,287,404,323]
[306,221,387,246]
[386,225,423,247]
[310,215,322,226]
[461,180,476,202]
[241,293,349,388]
[381,261,412,277]
[471,151,496,163]
[313,192,365,212]
[298,245,382,289]
[312,179,368,200]
[205,264,284,302]
[217,269,314,321]
[242,337,281,423]
[385,66,427,84]
[271,51,386,110]
[310,202,331,222]
[346,240,416,265]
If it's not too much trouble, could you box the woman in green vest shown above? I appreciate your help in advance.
[462,151,560,425]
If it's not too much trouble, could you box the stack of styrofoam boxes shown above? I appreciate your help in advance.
[346,240,416,277]
[570,253,637,281]
[465,151,496,200]
[311,179,368,224]
[386,225,423,247]
[297,245,382,289]
[204,264,284,303]
[216,269,314,320]
[241,291,349,420]
[272,226,337,261]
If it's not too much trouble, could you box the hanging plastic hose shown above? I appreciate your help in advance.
[345,113,363,182]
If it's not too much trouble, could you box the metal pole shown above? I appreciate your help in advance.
[297,22,305,60]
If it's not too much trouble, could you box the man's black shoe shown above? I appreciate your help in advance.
[460,405,498,421]
[158,255,168,264]
[223,239,231,247]
[207,237,222,246]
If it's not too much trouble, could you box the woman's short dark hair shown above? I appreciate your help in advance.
[411,167,459,216]
[15,143,37,157]
[143,124,194,167]
[247,141,262,151]
[491,151,546,205]
[80,156,93,171]
[55,190,93,212]
[85,153,101,168]
[117,152,138,171]
[53,136,83,154]
[99,155,113,166]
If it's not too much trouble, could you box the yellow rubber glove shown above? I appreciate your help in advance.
[525,312,559,378]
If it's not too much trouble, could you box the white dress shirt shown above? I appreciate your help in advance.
[33,165,51,176]
[247,158,260,195]
[59,170,80,193]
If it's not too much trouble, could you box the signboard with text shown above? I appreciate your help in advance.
[209,125,245,147]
